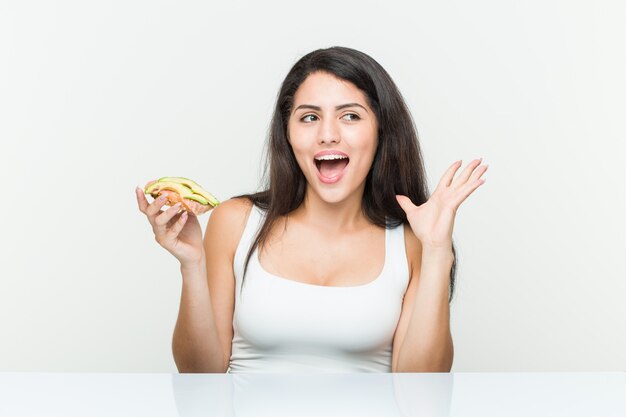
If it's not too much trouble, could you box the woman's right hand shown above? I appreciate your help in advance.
[135,186,205,267]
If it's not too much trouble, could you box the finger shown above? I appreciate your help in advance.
[166,211,188,238]
[154,202,183,228]
[453,175,486,207]
[146,192,169,217]
[136,186,149,213]
[455,158,483,186]
[436,160,463,190]
[468,163,488,183]
[139,179,158,213]
[166,210,184,228]
[395,195,417,214]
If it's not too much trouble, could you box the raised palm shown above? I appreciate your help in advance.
[396,158,488,249]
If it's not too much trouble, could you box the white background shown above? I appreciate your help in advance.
[1,0,624,372]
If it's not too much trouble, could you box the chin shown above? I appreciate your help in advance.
[303,166,365,206]
[309,184,355,205]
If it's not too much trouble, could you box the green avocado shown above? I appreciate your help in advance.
[145,181,194,198]
[156,176,220,206]
[185,193,209,205]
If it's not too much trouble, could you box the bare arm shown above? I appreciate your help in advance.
[392,227,454,372]
[136,187,243,372]
[172,198,250,373]
[392,159,486,371]
[395,247,454,372]
[172,259,225,372]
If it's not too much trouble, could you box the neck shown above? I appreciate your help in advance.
[291,185,369,232]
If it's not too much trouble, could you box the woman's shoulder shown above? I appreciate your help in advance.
[205,197,255,251]
[210,197,254,222]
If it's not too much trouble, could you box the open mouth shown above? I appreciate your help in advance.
[314,154,350,184]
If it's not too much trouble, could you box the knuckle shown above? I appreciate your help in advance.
[154,234,166,246]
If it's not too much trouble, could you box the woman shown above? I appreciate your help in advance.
[135,46,487,373]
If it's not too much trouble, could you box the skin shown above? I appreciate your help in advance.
[136,70,488,372]
[260,71,384,285]
[286,71,379,231]
[264,71,488,371]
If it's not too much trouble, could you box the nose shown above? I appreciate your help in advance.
[319,118,341,145]
[320,137,339,144]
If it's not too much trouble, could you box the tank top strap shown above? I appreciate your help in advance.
[233,204,265,286]
[384,219,411,290]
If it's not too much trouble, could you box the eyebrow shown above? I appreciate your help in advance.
[293,103,369,114]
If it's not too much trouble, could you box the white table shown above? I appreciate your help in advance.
[0,372,624,416]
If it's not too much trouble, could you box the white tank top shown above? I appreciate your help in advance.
[228,205,410,373]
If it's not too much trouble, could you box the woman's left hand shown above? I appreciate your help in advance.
[396,158,488,250]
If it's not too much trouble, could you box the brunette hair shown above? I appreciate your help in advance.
[234,46,458,302]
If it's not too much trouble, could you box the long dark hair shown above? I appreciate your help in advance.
[234,46,458,302]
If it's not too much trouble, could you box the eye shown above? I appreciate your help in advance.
[342,113,360,121]
[301,114,318,123]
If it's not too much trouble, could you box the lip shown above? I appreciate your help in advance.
[313,150,350,184]
[314,150,350,159]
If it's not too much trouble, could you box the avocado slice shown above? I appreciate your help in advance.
[145,181,194,198]
[185,193,209,205]
[157,176,220,206]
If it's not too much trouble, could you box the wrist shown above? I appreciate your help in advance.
[421,244,454,259]
[180,257,206,273]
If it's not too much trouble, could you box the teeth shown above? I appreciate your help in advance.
[314,154,348,161]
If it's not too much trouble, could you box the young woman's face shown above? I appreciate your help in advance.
[287,71,378,205]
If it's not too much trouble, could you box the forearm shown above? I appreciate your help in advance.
[172,259,225,373]
[396,248,454,372]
